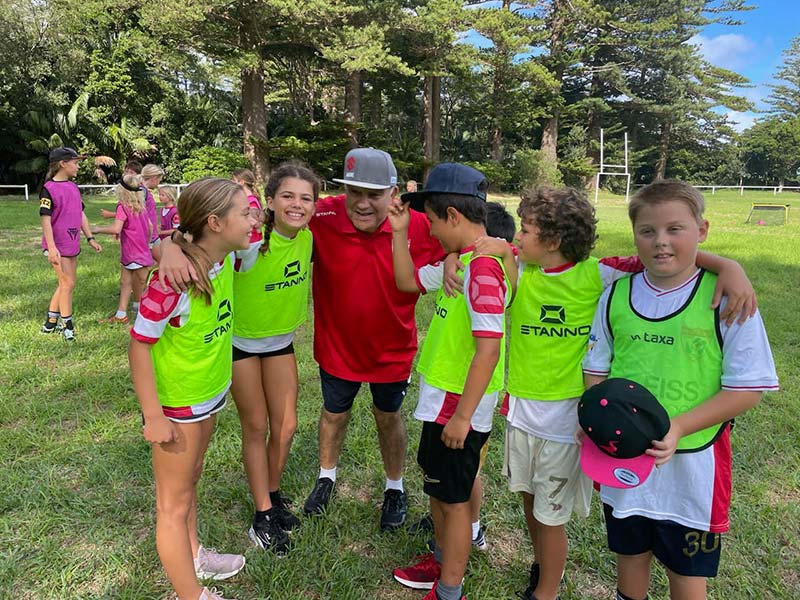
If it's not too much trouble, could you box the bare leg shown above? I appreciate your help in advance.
[187,416,216,558]
[434,498,471,587]
[318,408,351,470]
[151,420,209,600]
[56,256,77,317]
[131,267,149,303]
[373,406,406,481]
[117,267,133,314]
[533,521,567,600]
[617,552,653,600]
[262,353,298,491]
[666,568,707,600]
[231,357,272,511]
[522,492,540,563]
[469,476,482,524]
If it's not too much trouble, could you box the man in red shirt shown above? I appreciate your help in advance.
[303,148,444,531]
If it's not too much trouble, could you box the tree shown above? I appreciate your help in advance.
[741,116,800,188]
[767,34,800,118]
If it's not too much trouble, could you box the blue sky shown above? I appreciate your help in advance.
[693,0,796,131]
[460,1,796,132]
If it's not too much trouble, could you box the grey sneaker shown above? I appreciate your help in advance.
[199,587,238,600]
[61,327,75,341]
[194,546,245,581]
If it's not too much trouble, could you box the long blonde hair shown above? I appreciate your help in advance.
[116,174,146,214]
[159,185,177,205]
[172,177,244,304]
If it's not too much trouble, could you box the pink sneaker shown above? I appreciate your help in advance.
[194,546,245,581]
[199,587,238,600]
[393,552,440,590]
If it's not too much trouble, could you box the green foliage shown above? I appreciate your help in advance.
[181,146,250,181]
[508,149,563,190]
[462,160,512,191]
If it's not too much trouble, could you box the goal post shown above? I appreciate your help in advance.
[594,129,631,204]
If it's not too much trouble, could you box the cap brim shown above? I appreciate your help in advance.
[580,437,656,489]
[332,178,394,191]
[400,191,431,213]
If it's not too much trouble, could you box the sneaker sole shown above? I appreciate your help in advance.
[195,557,245,581]
[248,527,289,556]
[392,573,435,590]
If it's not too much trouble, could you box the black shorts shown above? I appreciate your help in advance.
[232,342,295,362]
[603,503,722,578]
[319,367,408,414]
[417,421,490,504]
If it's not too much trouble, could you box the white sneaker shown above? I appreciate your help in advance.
[62,327,75,341]
[194,546,245,581]
[199,587,238,600]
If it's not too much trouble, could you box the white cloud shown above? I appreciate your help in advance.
[725,110,757,132]
[690,34,756,70]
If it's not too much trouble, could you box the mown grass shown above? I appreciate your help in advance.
[0,189,797,599]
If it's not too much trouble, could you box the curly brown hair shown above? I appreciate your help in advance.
[517,185,597,262]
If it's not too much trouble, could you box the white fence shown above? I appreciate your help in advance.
[0,184,29,201]
[694,185,800,196]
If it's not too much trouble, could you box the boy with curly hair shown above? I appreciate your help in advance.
[474,185,757,600]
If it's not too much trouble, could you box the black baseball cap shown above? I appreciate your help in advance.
[578,378,670,489]
[402,163,488,213]
[48,147,86,162]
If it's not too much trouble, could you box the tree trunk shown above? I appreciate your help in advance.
[369,79,383,127]
[423,75,441,175]
[541,117,559,163]
[344,70,362,147]
[540,0,566,165]
[241,64,269,183]
[654,121,671,180]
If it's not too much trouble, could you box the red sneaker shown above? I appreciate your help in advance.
[422,581,467,600]
[393,552,440,590]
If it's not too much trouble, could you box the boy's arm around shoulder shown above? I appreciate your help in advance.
[695,250,757,325]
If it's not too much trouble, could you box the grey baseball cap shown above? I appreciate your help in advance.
[332,148,398,190]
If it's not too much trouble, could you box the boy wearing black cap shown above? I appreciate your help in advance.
[389,164,510,600]
[582,180,779,600]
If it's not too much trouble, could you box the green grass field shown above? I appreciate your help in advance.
[0,189,798,599]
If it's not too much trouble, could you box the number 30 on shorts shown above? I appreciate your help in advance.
[682,531,720,557]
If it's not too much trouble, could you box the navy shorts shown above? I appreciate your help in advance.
[417,421,490,504]
[319,367,408,414]
[603,503,722,577]
[232,342,294,362]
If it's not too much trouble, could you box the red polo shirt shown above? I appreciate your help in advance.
[309,194,444,383]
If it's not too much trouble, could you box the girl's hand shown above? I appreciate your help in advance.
[443,253,464,297]
[89,239,102,253]
[645,420,683,466]
[143,414,177,444]
[47,248,61,266]
[159,240,196,292]
[388,199,411,232]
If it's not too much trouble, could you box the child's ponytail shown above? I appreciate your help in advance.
[175,177,245,304]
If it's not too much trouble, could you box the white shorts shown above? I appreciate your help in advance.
[123,262,148,270]
[503,424,592,526]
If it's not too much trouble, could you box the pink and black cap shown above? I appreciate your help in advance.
[578,378,670,489]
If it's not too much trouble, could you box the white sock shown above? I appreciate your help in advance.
[319,466,337,481]
[385,478,403,492]
[115,310,127,319]
[472,520,480,538]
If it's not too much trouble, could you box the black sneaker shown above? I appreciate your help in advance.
[248,509,290,555]
[380,489,407,532]
[270,490,300,530]
[303,477,335,516]
[409,513,434,535]
[519,563,540,600]
[40,318,60,334]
